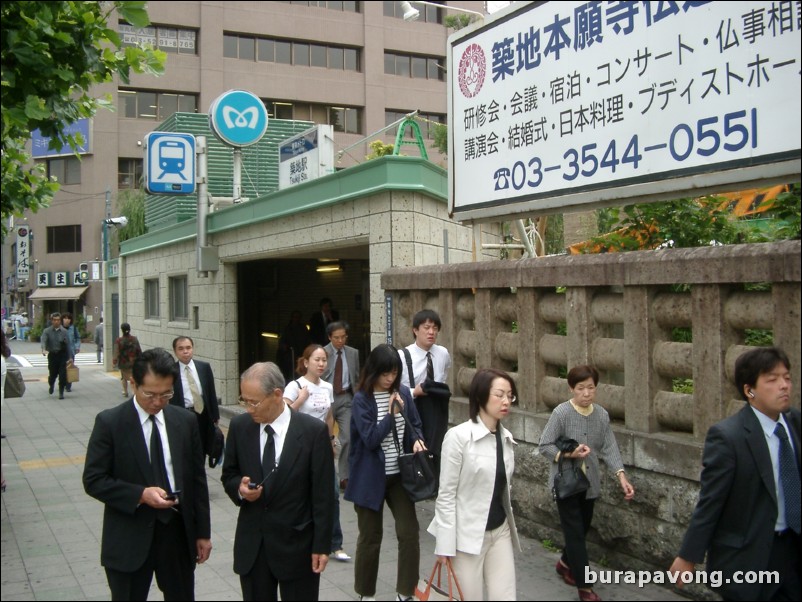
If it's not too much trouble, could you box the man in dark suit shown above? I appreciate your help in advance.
[170,336,220,461]
[322,320,360,487]
[670,347,800,601]
[222,361,334,601]
[308,297,339,345]
[83,348,212,601]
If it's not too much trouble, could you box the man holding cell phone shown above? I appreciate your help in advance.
[222,361,334,601]
[83,348,212,601]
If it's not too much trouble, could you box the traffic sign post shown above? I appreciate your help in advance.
[144,132,197,194]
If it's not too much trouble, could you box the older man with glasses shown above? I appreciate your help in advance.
[222,361,335,601]
[83,348,212,601]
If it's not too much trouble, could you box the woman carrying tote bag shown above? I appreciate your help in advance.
[427,368,521,601]
[538,365,635,602]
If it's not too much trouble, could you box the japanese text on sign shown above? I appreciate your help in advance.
[449,1,801,220]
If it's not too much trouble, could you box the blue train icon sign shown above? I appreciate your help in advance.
[209,90,268,147]
[145,132,196,194]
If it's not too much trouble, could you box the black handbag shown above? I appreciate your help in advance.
[391,399,438,502]
[552,454,590,501]
[208,425,225,468]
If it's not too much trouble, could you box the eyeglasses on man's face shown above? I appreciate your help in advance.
[490,389,516,403]
[139,390,175,401]
[238,396,268,409]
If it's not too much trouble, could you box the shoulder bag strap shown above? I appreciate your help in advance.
[402,348,415,389]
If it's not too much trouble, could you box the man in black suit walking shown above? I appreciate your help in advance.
[83,348,212,601]
[222,361,334,601]
[670,346,800,601]
[170,336,220,462]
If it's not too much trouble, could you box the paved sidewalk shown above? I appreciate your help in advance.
[1,344,688,601]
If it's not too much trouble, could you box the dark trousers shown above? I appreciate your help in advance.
[105,514,194,601]
[760,530,801,601]
[240,536,320,601]
[354,474,420,598]
[47,350,67,394]
[414,395,449,470]
[557,492,596,589]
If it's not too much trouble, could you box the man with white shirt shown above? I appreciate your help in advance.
[83,348,212,600]
[399,309,452,469]
[669,347,800,601]
[170,336,220,463]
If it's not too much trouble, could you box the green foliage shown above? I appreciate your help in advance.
[74,313,87,339]
[673,378,694,394]
[1,1,165,236]
[431,122,448,156]
[115,188,147,243]
[541,539,559,553]
[444,14,478,30]
[365,139,395,160]
[592,184,800,253]
[588,197,741,252]
[27,315,47,342]
[745,329,773,346]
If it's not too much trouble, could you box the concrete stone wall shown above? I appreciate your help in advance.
[382,240,801,597]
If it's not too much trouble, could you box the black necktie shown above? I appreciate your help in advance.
[262,424,276,481]
[775,422,801,534]
[334,350,344,395]
[149,415,172,523]
[426,351,434,381]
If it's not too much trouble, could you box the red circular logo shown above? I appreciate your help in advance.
[17,227,28,237]
[458,44,486,99]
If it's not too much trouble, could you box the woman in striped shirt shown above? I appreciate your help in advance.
[344,344,427,602]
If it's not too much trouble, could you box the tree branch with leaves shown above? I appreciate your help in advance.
[1,1,165,236]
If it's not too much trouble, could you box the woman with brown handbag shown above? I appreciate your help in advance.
[427,368,520,600]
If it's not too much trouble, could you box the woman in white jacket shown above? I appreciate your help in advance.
[427,368,520,600]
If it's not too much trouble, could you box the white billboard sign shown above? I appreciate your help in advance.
[278,125,335,189]
[449,1,801,221]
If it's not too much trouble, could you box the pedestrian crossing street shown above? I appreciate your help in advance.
[14,353,103,368]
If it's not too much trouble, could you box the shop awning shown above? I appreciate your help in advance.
[28,286,89,301]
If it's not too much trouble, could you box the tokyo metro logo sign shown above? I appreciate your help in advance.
[209,90,268,147]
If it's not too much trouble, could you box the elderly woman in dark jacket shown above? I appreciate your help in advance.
[538,365,635,602]
[344,344,426,602]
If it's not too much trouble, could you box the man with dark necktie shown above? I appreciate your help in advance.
[83,348,211,601]
[399,309,452,470]
[222,361,334,601]
[322,321,360,491]
[670,347,800,601]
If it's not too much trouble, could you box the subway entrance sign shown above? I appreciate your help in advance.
[144,132,196,194]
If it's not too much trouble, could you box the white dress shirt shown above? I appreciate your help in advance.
[179,359,203,409]
[400,342,452,388]
[261,403,292,465]
[751,406,797,532]
[134,401,176,492]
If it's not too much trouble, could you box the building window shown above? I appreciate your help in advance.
[385,52,445,81]
[119,90,197,120]
[46,225,81,254]
[120,24,197,54]
[118,159,143,189]
[225,33,360,72]
[386,110,446,139]
[45,157,81,185]
[263,99,363,134]
[276,1,360,11]
[145,279,160,319]
[169,276,188,321]
[383,0,442,22]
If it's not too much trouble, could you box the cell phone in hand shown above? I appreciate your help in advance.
[164,490,181,501]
